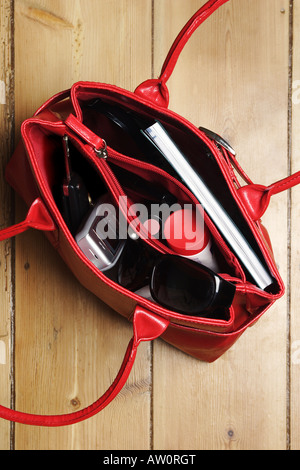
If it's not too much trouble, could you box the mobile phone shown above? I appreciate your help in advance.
[75,195,125,271]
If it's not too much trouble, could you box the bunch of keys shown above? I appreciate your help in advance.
[60,135,91,235]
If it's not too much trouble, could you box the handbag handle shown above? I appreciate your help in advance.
[135,0,300,212]
[135,0,230,107]
[0,201,170,426]
[158,0,230,85]
[0,306,169,427]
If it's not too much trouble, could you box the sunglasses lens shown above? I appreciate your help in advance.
[150,256,235,317]
[118,239,156,291]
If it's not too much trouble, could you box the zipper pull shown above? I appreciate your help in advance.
[58,134,92,234]
[94,140,108,160]
[65,113,106,157]
[63,135,72,184]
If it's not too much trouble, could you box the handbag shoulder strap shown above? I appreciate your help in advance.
[135,0,230,107]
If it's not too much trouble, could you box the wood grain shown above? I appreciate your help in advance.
[0,0,14,451]
[13,0,152,450]
[153,0,289,450]
[291,0,300,451]
[0,0,298,450]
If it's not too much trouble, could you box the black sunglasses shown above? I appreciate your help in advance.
[117,239,236,319]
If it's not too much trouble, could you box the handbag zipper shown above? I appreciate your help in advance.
[72,138,174,255]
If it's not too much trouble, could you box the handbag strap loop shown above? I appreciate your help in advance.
[0,198,56,241]
[238,172,300,221]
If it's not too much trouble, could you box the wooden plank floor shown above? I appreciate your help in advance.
[0,0,299,450]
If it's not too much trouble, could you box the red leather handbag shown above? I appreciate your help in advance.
[0,0,299,427]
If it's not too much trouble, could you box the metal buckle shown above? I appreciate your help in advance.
[199,127,236,156]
